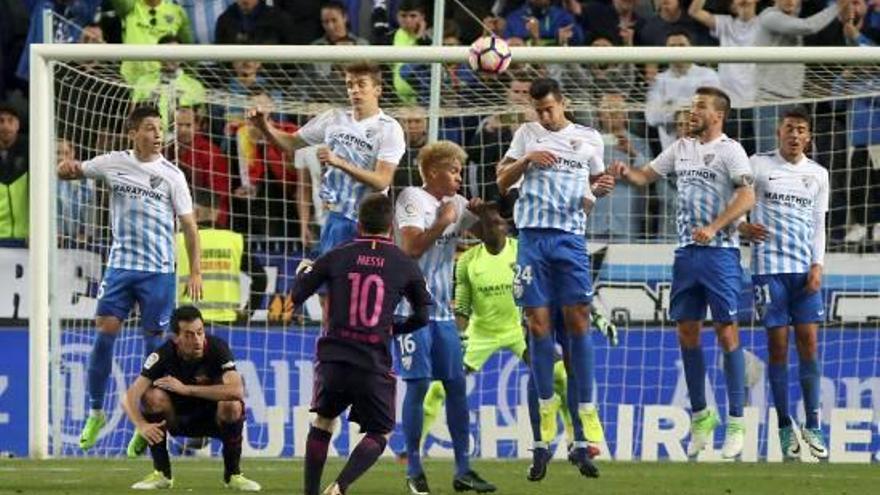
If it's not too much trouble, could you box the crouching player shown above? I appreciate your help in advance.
[122,306,260,491]
[291,193,432,495]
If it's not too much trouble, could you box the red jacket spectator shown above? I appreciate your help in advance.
[173,107,231,227]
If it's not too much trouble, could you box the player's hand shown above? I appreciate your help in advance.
[738,222,769,242]
[692,225,717,245]
[591,174,616,198]
[437,201,459,227]
[316,146,344,169]
[246,106,270,131]
[525,150,557,168]
[186,272,203,302]
[154,376,190,396]
[607,160,629,180]
[138,420,166,446]
[806,264,823,294]
[466,197,484,213]
[56,159,81,179]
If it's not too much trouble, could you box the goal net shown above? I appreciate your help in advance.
[31,43,880,462]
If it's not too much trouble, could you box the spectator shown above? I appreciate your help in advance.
[753,0,848,151]
[843,0,876,46]
[229,88,300,239]
[504,0,584,46]
[131,35,206,129]
[15,0,102,82]
[645,30,721,149]
[550,32,637,104]
[640,0,711,46]
[56,137,97,245]
[213,59,278,144]
[393,105,429,195]
[388,0,429,104]
[173,107,232,228]
[572,0,646,47]
[468,72,535,203]
[0,103,27,240]
[178,0,234,44]
[590,91,650,241]
[114,0,193,84]
[275,0,323,45]
[1,0,29,101]
[399,21,481,107]
[214,0,295,45]
[688,0,759,154]
[311,1,370,79]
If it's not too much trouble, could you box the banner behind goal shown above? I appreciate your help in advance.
[30,44,880,460]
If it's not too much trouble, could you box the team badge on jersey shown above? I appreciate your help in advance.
[702,153,715,166]
[149,175,163,190]
[143,352,160,370]
[570,139,582,151]
[802,176,814,190]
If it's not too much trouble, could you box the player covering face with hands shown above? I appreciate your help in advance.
[609,87,756,459]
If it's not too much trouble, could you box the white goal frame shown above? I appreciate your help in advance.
[28,43,880,458]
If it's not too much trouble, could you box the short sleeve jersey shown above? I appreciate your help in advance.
[297,109,406,220]
[750,150,830,275]
[504,122,605,236]
[82,151,193,273]
[140,336,237,385]
[649,134,752,248]
[395,187,476,321]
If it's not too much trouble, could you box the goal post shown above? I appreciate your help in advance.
[28,43,880,460]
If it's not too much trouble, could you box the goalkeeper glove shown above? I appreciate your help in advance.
[591,307,619,347]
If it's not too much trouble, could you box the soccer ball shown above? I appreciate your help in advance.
[468,36,511,75]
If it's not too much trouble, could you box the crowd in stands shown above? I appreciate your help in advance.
[1,0,880,251]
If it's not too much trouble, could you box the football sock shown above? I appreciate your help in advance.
[724,346,746,417]
[680,346,707,413]
[87,331,118,411]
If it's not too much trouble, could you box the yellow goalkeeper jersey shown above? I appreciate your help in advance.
[455,237,522,337]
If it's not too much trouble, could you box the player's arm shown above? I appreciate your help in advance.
[319,152,396,191]
[246,107,309,156]
[608,159,662,187]
[687,0,716,30]
[394,263,431,335]
[695,183,755,243]
[155,369,245,402]
[291,254,331,306]
[399,205,457,258]
[496,151,556,195]
[807,171,831,293]
[454,252,473,333]
[121,376,166,445]
[178,213,203,301]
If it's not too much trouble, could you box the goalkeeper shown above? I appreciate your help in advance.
[419,202,607,481]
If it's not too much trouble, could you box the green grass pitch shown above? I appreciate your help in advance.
[0,458,876,494]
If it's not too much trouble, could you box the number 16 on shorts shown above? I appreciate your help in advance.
[397,334,417,371]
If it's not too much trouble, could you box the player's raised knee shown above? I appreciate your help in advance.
[142,387,172,413]
[95,315,123,334]
[217,400,244,423]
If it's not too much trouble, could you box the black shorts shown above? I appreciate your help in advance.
[168,398,245,438]
[310,362,396,434]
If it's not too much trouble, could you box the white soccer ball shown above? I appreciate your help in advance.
[468,36,512,75]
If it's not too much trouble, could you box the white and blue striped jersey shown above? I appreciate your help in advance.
[750,151,829,275]
[298,108,406,221]
[504,122,605,236]
[394,187,476,321]
[82,151,193,274]
[649,134,752,248]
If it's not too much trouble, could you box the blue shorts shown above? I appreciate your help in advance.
[670,246,742,323]
[394,320,464,381]
[753,273,824,328]
[96,268,176,332]
[318,212,358,256]
[515,229,593,308]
